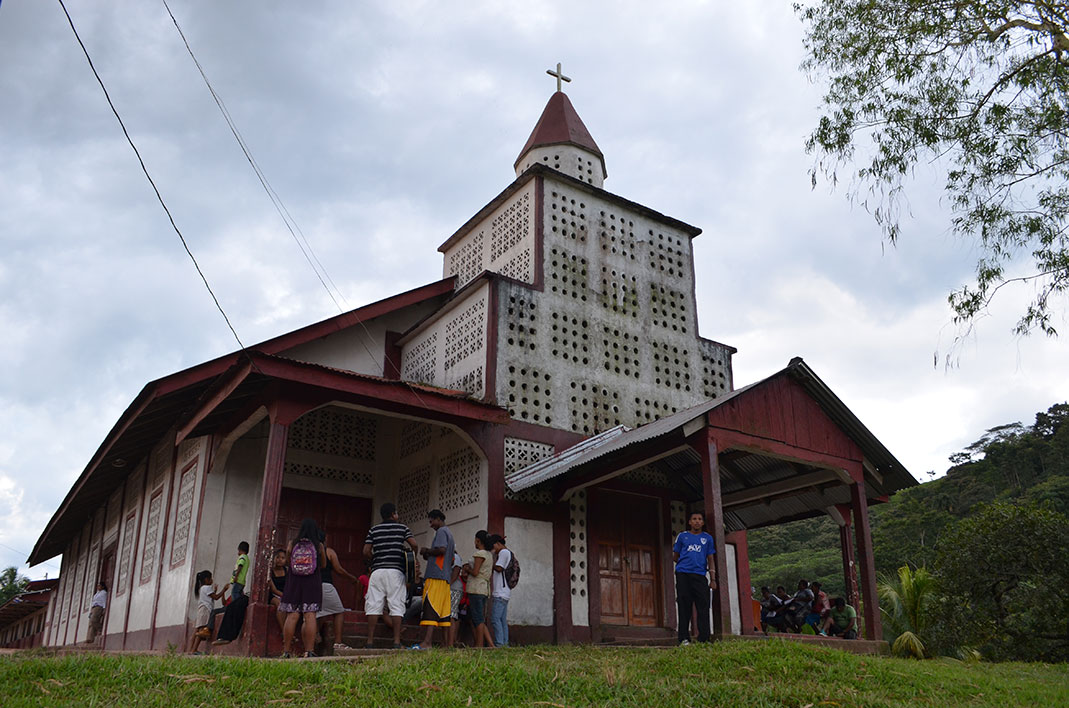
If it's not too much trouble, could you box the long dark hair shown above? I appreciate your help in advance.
[194,569,211,593]
[294,518,324,565]
[296,518,321,543]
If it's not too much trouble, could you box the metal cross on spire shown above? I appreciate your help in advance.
[546,62,571,93]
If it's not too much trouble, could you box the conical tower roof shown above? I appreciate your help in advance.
[515,91,606,178]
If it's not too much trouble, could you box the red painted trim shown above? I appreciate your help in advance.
[249,353,510,424]
[29,387,157,565]
[661,497,677,633]
[149,443,178,650]
[850,479,881,640]
[383,331,404,379]
[698,431,731,636]
[484,281,499,403]
[705,427,862,471]
[248,418,289,657]
[551,500,573,643]
[175,361,252,445]
[499,499,556,522]
[839,517,860,611]
[121,465,146,650]
[533,175,545,291]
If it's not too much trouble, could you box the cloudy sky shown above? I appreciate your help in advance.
[1,1,1066,579]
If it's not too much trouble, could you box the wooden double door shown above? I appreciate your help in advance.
[591,490,661,626]
[277,488,371,608]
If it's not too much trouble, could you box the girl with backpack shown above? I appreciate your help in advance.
[279,518,326,657]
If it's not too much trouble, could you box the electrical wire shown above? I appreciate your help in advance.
[57,0,249,353]
[160,0,349,314]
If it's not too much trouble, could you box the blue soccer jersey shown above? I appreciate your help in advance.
[673,531,715,575]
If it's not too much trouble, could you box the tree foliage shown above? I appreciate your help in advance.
[878,565,937,658]
[932,501,1069,661]
[0,566,30,605]
[797,1,1069,336]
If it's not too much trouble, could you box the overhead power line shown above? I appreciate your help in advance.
[160,0,349,314]
[57,0,249,353]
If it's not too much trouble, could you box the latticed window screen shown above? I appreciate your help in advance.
[139,490,163,585]
[448,232,485,287]
[402,332,437,384]
[443,297,487,372]
[288,408,378,460]
[169,460,198,567]
[503,438,555,475]
[117,513,136,595]
[399,421,433,459]
[490,192,531,261]
[438,447,481,512]
[284,462,373,485]
[72,555,86,618]
[397,464,431,528]
[83,544,100,611]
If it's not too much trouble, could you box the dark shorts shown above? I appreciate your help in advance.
[468,593,488,626]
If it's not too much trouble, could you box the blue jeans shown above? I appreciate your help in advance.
[490,596,509,647]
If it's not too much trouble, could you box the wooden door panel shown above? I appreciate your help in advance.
[599,576,627,624]
[593,490,662,628]
[628,578,657,625]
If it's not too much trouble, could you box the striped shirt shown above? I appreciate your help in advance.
[365,521,414,572]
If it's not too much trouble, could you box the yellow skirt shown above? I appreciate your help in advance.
[420,578,452,627]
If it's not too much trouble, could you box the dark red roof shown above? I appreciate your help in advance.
[515,92,603,167]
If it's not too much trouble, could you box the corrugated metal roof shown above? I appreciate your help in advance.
[505,358,917,502]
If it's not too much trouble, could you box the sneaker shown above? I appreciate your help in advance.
[408,644,424,650]
[281,652,292,659]
[302,651,317,658]
[818,631,828,637]
[679,640,691,646]
[211,639,230,646]
[333,643,350,650]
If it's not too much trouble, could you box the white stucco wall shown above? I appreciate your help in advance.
[125,441,175,634]
[279,305,443,376]
[503,516,553,626]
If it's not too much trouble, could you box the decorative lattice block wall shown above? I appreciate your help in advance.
[494,177,731,434]
[569,490,589,626]
[503,438,556,505]
[401,284,488,399]
[284,406,379,490]
[516,145,604,188]
[395,422,486,525]
[444,182,536,289]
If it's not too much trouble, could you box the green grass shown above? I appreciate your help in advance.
[2,641,1067,707]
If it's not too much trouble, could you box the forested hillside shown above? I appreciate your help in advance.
[748,403,1069,598]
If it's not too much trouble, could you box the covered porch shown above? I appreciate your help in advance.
[507,358,915,648]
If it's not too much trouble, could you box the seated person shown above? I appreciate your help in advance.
[763,585,790,633]
[820,597,858,639]
[783,579,814,632]
[805,581,830,631]
[758,586,783,633]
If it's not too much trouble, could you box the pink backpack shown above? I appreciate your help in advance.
[290,539,318,576]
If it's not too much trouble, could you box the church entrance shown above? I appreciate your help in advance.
[591,490,661,627]
[277,488,372,604]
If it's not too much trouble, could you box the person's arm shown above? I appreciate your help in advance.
[706,550,717,589]
[328,549,358,583]
[406,537,419,552]
[209,583,230,600]
[470,556,485,576]
[493,549,509,573]
[843,611,857,635]
[450,564,462,584]
[363,543,374,562]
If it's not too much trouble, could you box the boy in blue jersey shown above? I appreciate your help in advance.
[672,511,717,644]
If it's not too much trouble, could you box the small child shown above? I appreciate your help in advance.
[231,541,250,599]
[188,570,229,654]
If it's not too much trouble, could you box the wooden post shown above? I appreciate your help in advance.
[849,477,882,641]
[697,431,730,636]
[836,504,860,610]
[726,530,755,634]
[246,409,292,656]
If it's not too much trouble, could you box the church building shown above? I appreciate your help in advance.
[29,76,916,653]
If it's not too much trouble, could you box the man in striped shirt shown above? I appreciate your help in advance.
[362,502,418,648]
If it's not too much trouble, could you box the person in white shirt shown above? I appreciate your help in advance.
[489,535,512,647]
[86,581,107,643]
[447,551,466,648]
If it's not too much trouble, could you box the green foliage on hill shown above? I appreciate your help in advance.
[749,402,1069,594]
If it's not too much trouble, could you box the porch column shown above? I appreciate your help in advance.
[835,503,860,610]
[726,530,756,635]
[696,430,731,635]
[849,475,882,641]
[247,400,303,656]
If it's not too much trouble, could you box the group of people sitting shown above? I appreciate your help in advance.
[758,579,858,639]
